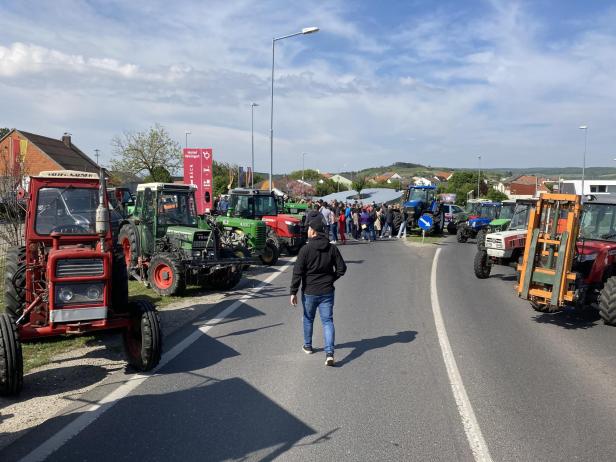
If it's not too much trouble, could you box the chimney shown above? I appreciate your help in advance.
[62,132,72,148]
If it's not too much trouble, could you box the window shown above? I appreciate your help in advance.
[35,187,98,235]
[590,185,607,193]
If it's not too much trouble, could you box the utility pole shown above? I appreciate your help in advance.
[94,149,100,166]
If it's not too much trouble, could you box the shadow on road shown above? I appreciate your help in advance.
[214,323,284,340]
[336,330,418,367]
[532,306,601,330]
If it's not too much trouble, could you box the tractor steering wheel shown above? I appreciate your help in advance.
[50,224,90,234]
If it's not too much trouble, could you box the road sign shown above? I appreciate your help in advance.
[418,214,433,231]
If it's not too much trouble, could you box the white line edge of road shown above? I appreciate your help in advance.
[430,247,493,462]
[20,258,296,462]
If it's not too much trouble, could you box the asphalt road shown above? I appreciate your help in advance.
[5,235,616,461]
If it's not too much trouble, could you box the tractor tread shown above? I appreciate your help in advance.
[4,246,26,320]
[0,313,23,395]
[473,250,491,279]
[123,299,162,371]
[599,276,616,325]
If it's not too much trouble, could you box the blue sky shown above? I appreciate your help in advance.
[1,0,615,174]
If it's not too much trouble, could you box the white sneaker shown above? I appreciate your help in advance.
[325,355,335,366]
[330,240,336,244]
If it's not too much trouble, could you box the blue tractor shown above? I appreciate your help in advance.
[401,185,444,234]
[456,201,501,243]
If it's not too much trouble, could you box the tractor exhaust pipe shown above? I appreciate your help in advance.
[96,168,109,243]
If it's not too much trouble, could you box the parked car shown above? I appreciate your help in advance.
[443,204,464,226]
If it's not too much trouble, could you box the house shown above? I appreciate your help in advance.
[373,171,402,183]
[502,175,551,198]
[0,129,99,178]
[559,180,616,195]
[412,176,433,186]
[433,171,453,182]
[330,174,352,189]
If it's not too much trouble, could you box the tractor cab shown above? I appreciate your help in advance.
[468,202,501,229]
[401,185,444,233]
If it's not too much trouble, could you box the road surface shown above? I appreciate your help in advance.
[4,236,616,461]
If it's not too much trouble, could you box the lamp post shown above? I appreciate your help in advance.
[269,26,319,192]
[251,103,259,188]
[94,149,100,166]
[185,131,191,149]
[477,155,482,199]
[301,152,308,197]
[579,125,588,196]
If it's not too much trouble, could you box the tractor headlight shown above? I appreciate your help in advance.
[58,287,74,303]
[87,285,102,300]
[577,253,597,262]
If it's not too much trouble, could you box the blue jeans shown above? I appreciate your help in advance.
[302,292,335,355]
[368,223,376,241]
[330,223,338,241]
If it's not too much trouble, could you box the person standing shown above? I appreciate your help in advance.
[290,219,347,366]
[328,205,338,243]
[360,208,370,240]
[397,207,408,239]
[345,203,352,236]
[338,209,347,245]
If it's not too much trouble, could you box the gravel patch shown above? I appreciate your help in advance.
[0,263,280,451]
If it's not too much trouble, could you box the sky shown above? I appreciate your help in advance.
[1,0,615,174]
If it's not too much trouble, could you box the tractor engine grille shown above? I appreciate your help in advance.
[56,258,104,278]
[255,226,266,248]
[193,231,212,249]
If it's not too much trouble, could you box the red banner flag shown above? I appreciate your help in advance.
[183,148,213,214]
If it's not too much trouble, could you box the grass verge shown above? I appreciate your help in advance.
[405,234,447,245]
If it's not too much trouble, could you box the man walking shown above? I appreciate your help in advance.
[290,219,347,366]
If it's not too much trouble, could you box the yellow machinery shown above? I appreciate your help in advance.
[516,194,582,311]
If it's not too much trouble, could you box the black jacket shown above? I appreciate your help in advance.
[290,234,347,295]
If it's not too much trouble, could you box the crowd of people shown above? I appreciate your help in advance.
[305,199,409,244]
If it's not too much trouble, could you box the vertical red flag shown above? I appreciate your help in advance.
[200,148,213,214]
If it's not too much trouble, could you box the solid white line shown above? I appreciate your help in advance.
[20,259,296,462]
[430,248,493,462]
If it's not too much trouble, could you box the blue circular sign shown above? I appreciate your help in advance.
[418,214,433,231]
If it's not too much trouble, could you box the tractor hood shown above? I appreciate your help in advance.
[403,199,423,209]
[166,225,201,237]
[576,239,616,260]
[262,214,301,225]
[489,218,511,227]
[469,217,491,228]
[485,228,527,251]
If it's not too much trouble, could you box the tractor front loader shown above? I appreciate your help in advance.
[1,170,162,396]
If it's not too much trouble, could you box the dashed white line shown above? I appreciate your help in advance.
[430,248,493,462]
[20,258,296,462]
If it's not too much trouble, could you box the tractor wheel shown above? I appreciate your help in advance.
[473,250,491,279]
[456,226,468,243]
[0,313,23,396]
[123,299,162,371]
[259,240,279,266]
[208,266,243,291]
[148,254,185,296]
[111,248,129,313]
[476,229,488,249]
[118,225,139,270]
[599,276,616,325]
[4,246,26,320]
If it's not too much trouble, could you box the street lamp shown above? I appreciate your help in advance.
[251,103,259,188]
[579,125,588,196]
[301,152,308,197]
[477,155,482,199]
[185,131,191,149]
[269,26,320,191]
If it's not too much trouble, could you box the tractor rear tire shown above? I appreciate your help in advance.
[208,266,243,291]
[0,313,23,396]
[118,224,139,271]
[476,229,488,249]
[111,248,129,313]
[259,240,279,266]
[148,254,185,296]
[4,246,26,320]
[599,276,616,325]
[473,250,491,279]
[123,299,162,371]
[530,300,554,313]
[456,227,468,243]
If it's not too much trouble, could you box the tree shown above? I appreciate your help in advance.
[144,166,172,183]
[352,176,368,198]
[486,189,509,202]
[440,171,488,205]
[315,179,337,197]
[111,124,181,178]
[0,128,9,139]
[289,169,321,181]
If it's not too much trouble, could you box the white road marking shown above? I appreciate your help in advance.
[430,248,493,462]
[20,259,296,462]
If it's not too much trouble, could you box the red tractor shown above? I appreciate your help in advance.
[0,170,162,395]
[227,189,306,255]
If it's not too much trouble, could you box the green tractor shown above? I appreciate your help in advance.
[476,199,516,248]
[118,183,245,296]
[215,193,279,266]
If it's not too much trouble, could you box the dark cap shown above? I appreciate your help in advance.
[309,218,324,233]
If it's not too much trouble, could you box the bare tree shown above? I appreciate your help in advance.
[111,124,181,178]
[0,147,26,246]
